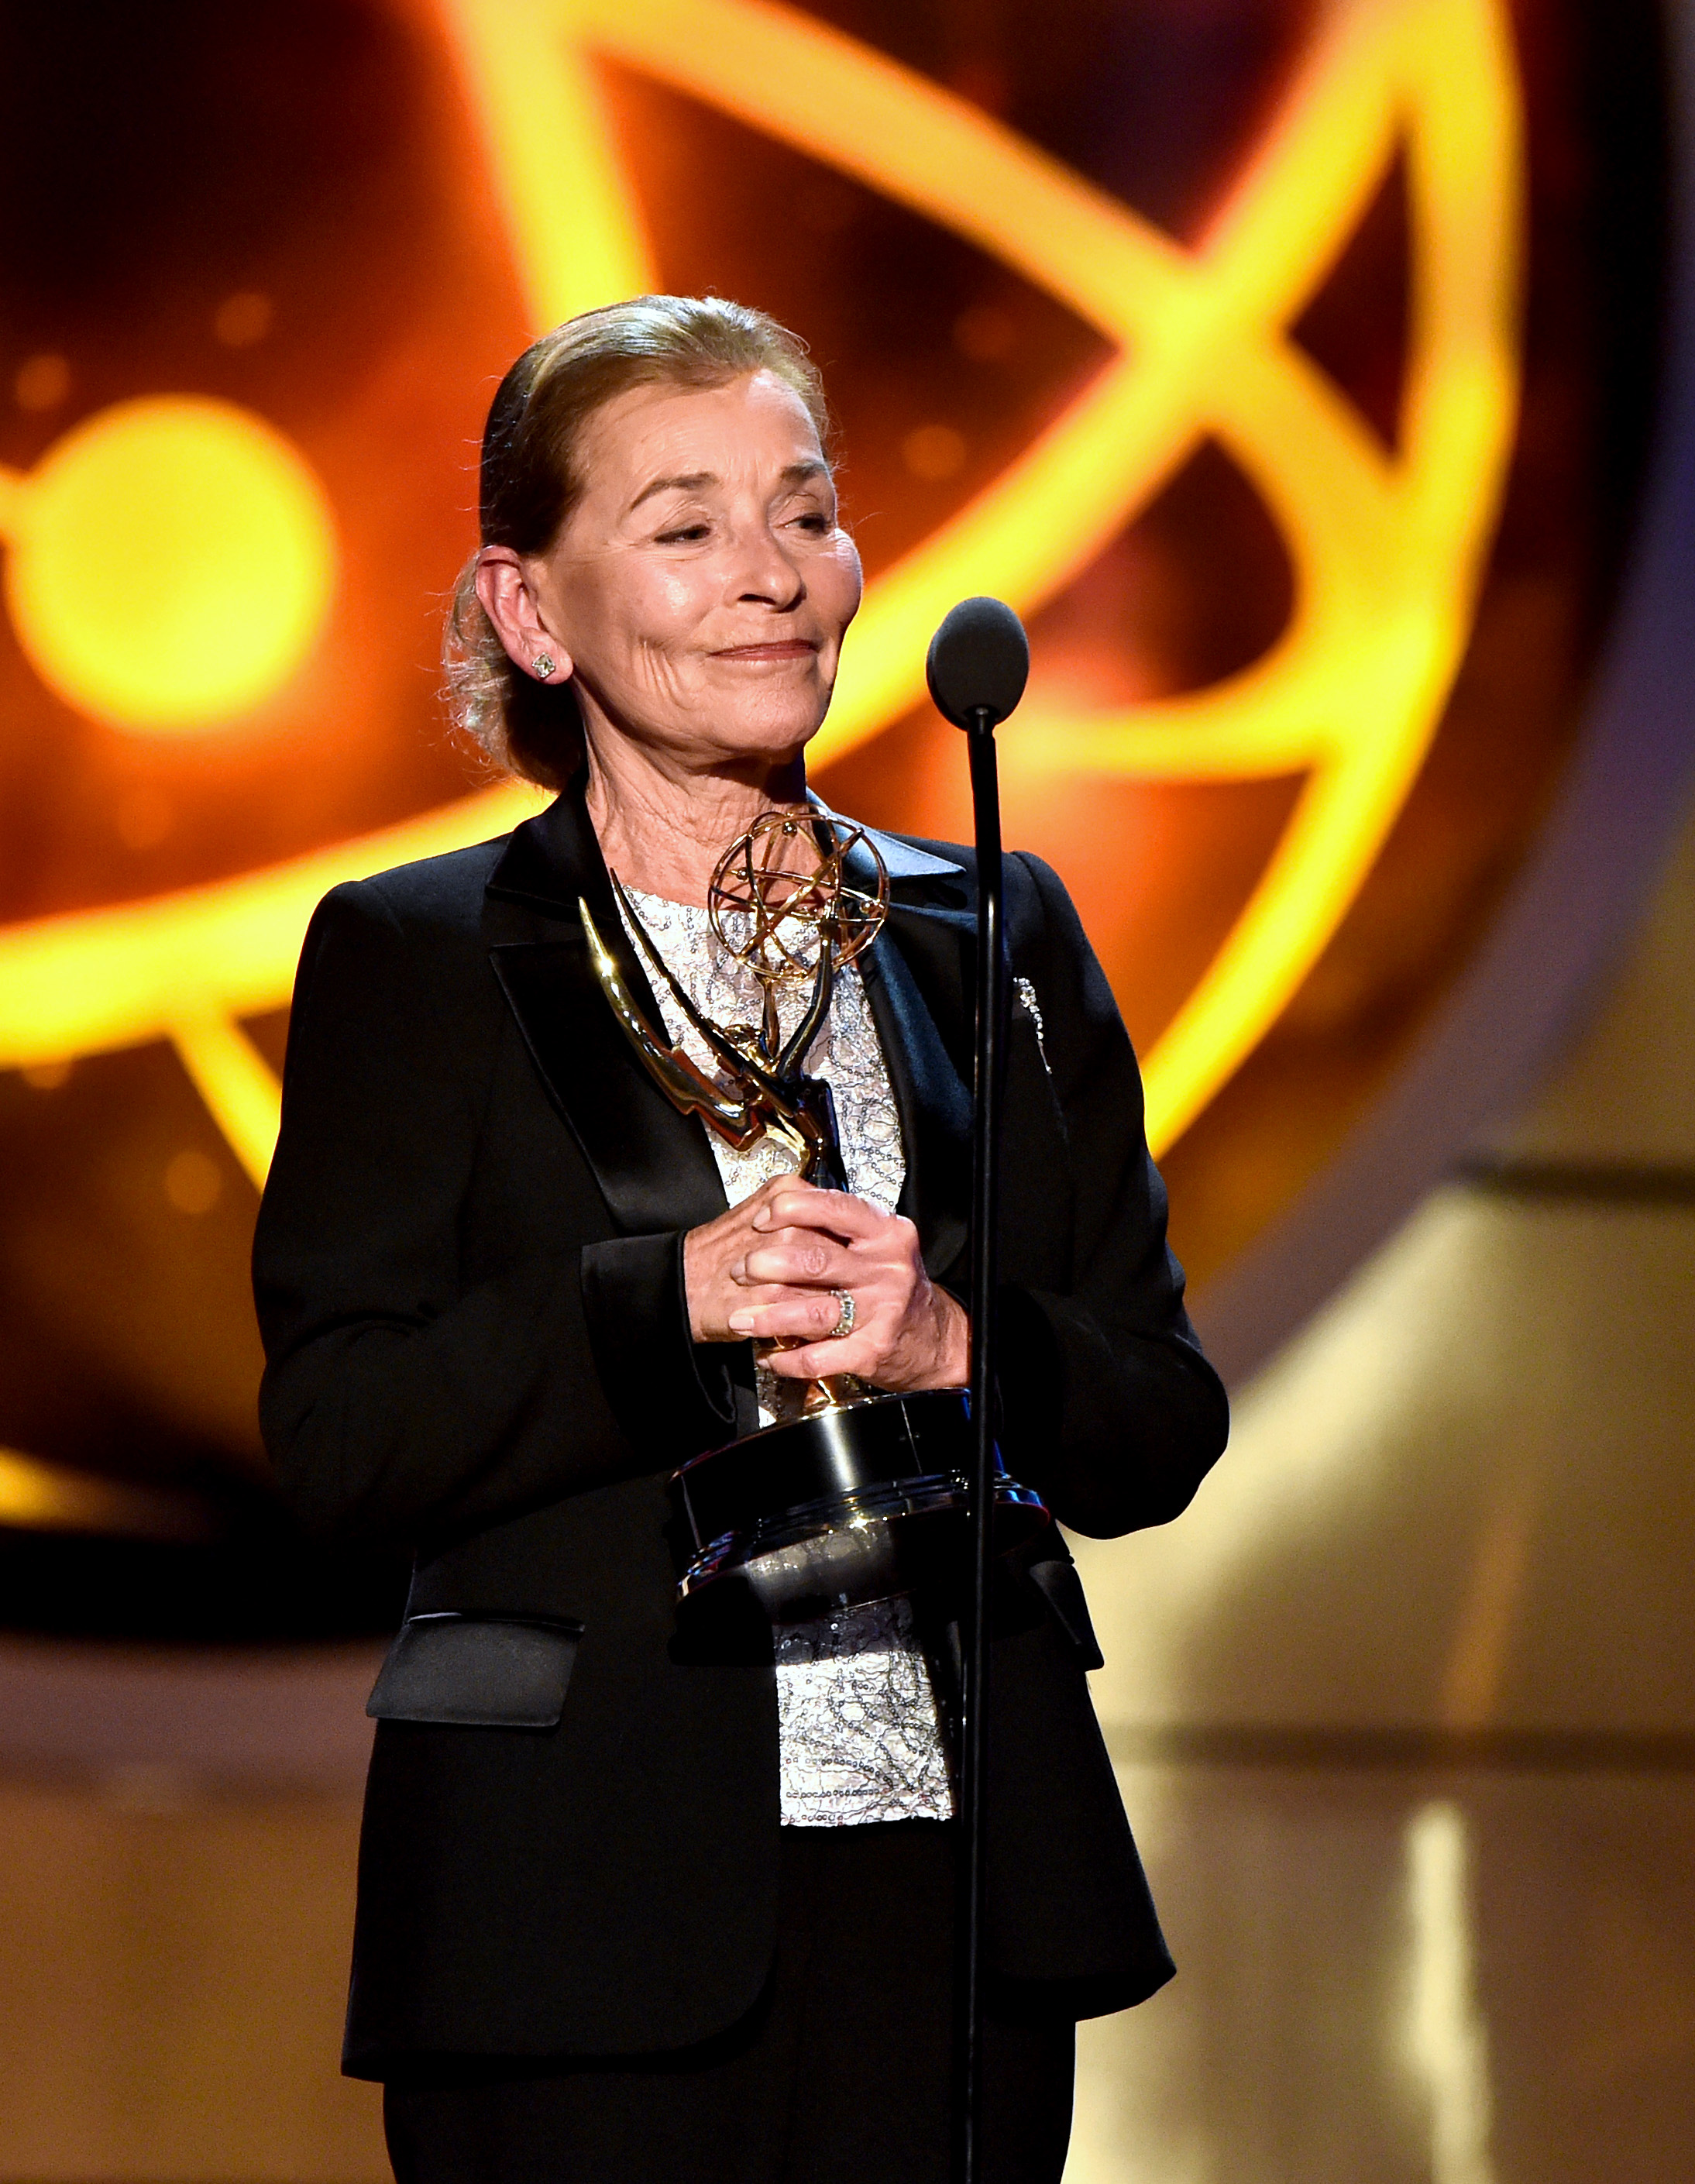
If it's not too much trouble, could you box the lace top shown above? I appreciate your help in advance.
[617,886,954,1827]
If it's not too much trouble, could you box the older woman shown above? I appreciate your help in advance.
[253,295,1227,2184]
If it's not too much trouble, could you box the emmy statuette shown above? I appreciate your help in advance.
[580,809,1048,1622]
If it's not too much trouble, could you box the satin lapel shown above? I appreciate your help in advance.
[490,935,729,1234]
[861,899,975,1280]
[486,789,728,1235]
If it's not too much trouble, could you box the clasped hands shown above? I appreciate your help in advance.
[683,1176,968,1392]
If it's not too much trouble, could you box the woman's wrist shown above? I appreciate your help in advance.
[906,1285,969,1389]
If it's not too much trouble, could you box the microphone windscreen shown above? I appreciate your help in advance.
[926,597,1030,728]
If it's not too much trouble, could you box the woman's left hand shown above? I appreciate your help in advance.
[724,1181,968,1393]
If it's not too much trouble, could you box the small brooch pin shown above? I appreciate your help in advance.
[1014,976,1051,1075]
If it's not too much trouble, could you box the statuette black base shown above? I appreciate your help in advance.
[672,1388,1050,1622]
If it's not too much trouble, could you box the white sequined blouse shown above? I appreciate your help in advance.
[617,886,954,1828]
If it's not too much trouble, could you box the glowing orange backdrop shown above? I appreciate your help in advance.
[0,0,1660,1597]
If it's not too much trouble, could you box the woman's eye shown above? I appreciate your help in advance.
[792,511,832,533]
[655,522,710,545]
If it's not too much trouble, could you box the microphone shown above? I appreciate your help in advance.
[928,590,1029,2184]
[925,595,1030,728]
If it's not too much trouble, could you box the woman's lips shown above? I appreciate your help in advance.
[711,641,819,662]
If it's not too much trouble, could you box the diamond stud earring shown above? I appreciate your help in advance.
[533,652,556,680]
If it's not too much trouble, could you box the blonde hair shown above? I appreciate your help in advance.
[445,295,831,788]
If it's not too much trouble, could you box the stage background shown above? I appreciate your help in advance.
[0,0,1691,2175]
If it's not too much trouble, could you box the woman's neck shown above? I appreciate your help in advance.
[583,734,807,904]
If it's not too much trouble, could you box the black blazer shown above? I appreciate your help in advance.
[252,783,1228,2079]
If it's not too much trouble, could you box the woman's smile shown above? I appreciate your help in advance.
[710,639,820,663]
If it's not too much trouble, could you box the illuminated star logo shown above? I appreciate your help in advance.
[0,0,1520,1181]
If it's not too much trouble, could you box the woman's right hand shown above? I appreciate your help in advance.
[682,1175,968,1393]
[682,1175,824,1344]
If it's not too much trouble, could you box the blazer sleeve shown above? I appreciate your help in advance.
[995,852,1229,1537]
[252,879,723,1546]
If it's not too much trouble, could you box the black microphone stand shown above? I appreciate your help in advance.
[959,701,1004,2184]
[927,592,1028,2184]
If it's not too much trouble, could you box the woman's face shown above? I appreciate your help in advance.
[522,370,862,771]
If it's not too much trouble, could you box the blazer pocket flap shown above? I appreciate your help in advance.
[1026,1557,1105,1671]
[366,1614,581,1728]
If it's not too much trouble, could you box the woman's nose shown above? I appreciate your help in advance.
[726,521,805,609]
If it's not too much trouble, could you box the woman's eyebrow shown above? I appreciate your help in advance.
[629,458,830,514]
[630,469,714,511]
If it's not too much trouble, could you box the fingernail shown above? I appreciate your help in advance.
[728,1311,756,1333]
